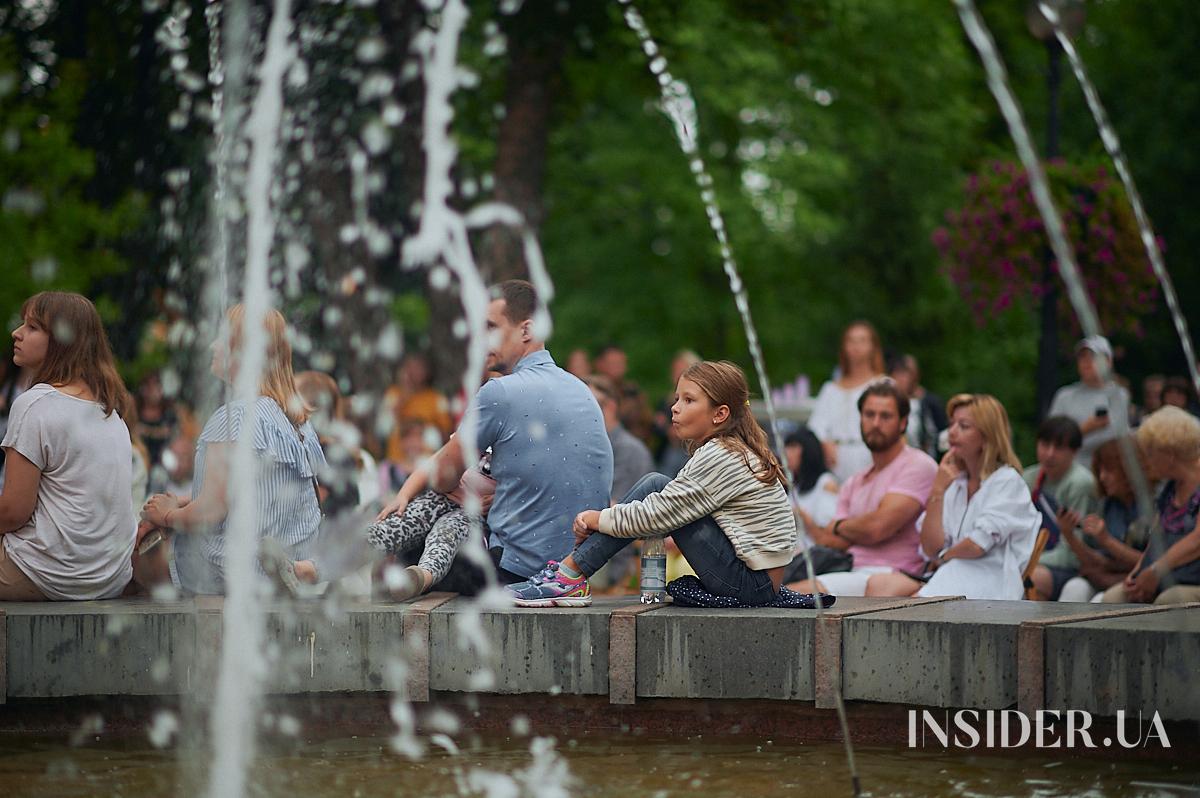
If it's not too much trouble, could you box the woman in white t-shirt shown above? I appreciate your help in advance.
[866,394,1039,600]
[0,292,136,601]
[808,321,885,483]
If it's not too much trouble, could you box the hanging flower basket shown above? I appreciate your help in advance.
[932,159,1160,339]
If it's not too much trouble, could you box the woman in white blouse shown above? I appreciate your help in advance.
[866,393,1039,600]
[808,321,885,483]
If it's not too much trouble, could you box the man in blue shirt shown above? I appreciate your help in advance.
[430,280,613,587]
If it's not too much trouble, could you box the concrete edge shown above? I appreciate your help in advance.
[193,596,223,699]
[403,592,458,702]
[1016,601,1200,715]
[609,602,670,705]
[823,594,966,619]
[814,596,965,710]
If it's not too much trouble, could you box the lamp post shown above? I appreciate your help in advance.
[1027,0,1086,420]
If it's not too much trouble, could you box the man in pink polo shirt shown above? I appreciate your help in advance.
[790,379,937,596]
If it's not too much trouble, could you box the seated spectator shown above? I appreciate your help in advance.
[653,350,701,477]
[383,352,452,461]
[1026,416,1100,600]
[566,348,591,379]
[1141,374,1165,419]
[809,321,886,482]
[784,426,839,542]
[0,358,32,488]
[422,280,612,589]
[135,306,326,595]
[1048,336,1130,469]
[595,344,653,443]
[889,353,947,459]
[866,394,1039,600]
[788,379,938,596]
[1057,438,1148,602]
[587,375,652,502]
[0,292,136,601]
[379,419,438,495]
[296,370,379,517]
[1102,407,1200,605]
[135,370,178,492]
[508,361,795,607]
[584,374,654,591]
[1160,376,1200,417]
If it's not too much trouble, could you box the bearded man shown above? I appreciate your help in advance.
[788,379,938,596]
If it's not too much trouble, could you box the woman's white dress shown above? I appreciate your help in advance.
[917,466,1040,600]
[808,380,873,483]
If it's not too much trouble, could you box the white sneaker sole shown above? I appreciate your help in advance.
[512,596,593,608]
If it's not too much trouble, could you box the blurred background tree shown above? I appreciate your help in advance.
[0,0,1196,460]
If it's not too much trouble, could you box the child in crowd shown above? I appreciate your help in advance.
[0,292,136,601]
[508,360,796,607]
[866,394,1039,600]
[1057,437,1147,602]
[363,435,495,600]
[135,306,326,595]
[1024,416,1100,600]
[277,373,499,601]
[295,370,379,517]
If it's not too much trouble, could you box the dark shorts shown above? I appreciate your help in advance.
[1044,565,1078,601]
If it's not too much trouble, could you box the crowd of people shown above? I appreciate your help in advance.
[0,288,1198,609]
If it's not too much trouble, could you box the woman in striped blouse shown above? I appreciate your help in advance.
[135,306,325,595]
[509,360,797,607]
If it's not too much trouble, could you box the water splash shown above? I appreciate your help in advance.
[1037,1,1200,398]
[617,0,787,464]
[205,0,295,796]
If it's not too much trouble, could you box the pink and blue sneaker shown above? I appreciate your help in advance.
[508,561,592,607]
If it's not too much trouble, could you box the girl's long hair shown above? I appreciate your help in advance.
[681,360,786,487]
[21,292,133,420]
[945,393,1021,478]
[225,305,310,427]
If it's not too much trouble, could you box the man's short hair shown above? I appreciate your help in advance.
[1037,415,1083,450]
[856,378,910,419]
[584,375,617,404]
[492,279,537,324]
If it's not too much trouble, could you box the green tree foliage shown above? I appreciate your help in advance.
[535,0,1040,441]
[0,42,142,335]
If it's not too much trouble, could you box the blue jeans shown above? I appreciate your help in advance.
[572,473,777,605]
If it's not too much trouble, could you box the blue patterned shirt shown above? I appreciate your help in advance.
[170,396,326,594]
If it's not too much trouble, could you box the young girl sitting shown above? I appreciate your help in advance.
[866,394,1040,600]
[0,292,136,601]
[508,360,797,607]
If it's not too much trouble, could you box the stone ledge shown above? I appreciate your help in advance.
[1,597,1196,720]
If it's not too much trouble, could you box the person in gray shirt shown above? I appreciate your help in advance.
[1048,335,1130,470]
[585,375,653,502]
[428,280,613,586]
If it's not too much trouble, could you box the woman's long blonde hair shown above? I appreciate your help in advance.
[225,305,310,427]
[946,393,1021,478]
[680,360,786,487]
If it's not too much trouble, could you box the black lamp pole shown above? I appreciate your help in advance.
[1036,37,1063,421]
[1027,0,1084,420]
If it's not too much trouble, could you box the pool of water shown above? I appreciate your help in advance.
[0,731,1196,797]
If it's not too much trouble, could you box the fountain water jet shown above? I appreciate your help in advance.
[617,3,859,794]
[953,0,1159,560]
[205,0,295,796]
[1036,1,1200,400]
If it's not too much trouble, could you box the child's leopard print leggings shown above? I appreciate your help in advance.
[365,489,478,583]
